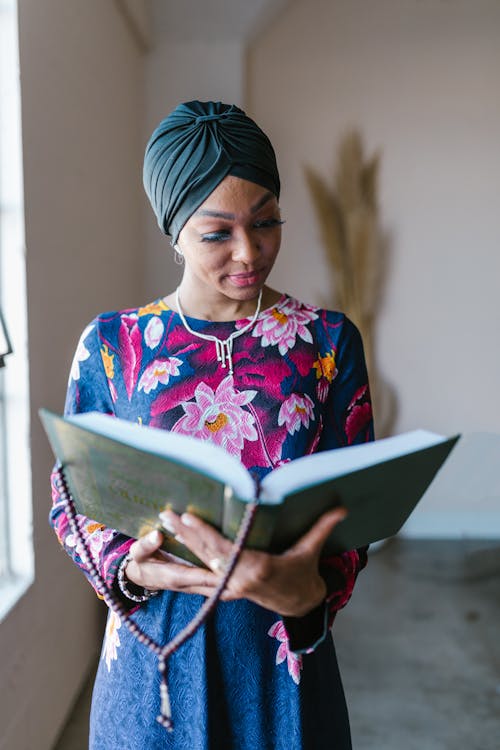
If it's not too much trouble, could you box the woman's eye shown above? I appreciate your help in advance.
[200,231,231,243]
[254,218,285,229]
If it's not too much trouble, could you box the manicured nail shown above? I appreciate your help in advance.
[181,513,195,527]
[148,530,161,543]
[158,512,176,534]
[175,534,185,545]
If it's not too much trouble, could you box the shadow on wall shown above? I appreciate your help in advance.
[304,130,398,437]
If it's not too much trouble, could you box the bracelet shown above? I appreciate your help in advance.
[117,553,160,603]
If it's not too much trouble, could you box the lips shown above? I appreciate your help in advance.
[227,271,263,287]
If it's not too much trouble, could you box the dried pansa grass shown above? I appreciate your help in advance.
[304,130,383,381]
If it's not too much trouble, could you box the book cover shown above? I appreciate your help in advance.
[41,409,459,561]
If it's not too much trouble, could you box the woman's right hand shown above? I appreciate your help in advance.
[125,529,221,597]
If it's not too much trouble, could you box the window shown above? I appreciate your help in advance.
[0,0,32,620]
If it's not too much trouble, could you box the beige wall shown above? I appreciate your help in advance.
[0,2,145,748]
[143,37,245,299]
[248,0,500,535]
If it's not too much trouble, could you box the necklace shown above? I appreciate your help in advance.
[175,287,263,376]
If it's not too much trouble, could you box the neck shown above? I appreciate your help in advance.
[173,282,266,322]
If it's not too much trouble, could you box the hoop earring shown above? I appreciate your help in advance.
[173,244,184,266]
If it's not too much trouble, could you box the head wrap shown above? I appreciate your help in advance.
[143,101,280,244]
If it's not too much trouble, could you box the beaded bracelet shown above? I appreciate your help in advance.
[117,553,160,603]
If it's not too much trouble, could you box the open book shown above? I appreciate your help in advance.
[41,409,459,563]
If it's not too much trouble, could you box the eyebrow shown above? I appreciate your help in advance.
[194,191,275,220]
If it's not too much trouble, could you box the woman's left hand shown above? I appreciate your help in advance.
[160,507,347,617]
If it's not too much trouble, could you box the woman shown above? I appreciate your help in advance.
[50,101,373,749]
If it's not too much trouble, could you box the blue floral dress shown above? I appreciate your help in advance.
[50,293,373,749]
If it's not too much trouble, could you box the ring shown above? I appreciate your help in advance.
[208,557,226,574]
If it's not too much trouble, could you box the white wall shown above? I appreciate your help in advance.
[247,0,500,536]
[0,2,145,749]
[143,34,245,299]
[141,0,291,300]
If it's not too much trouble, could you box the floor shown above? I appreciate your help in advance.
[53,539,500,749]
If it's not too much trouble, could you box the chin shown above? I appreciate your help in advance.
[222,283,264,300]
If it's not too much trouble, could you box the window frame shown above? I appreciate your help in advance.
[0,0,33,620]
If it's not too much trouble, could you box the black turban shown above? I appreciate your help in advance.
[143,101,280,244]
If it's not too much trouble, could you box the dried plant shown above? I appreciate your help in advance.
[304,130,382,379]
[305,131,395,434]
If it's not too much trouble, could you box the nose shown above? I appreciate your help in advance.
[231,230,260,264]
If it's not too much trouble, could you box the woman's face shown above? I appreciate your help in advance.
[176,175,282,303]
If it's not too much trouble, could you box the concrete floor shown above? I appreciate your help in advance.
[53,539,500,749]
[335,539,500,750]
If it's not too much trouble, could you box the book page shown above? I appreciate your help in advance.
[260,430,447,503]
[67,412,256,500]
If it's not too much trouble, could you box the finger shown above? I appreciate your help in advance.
[129,529,164,563]
[162,510,233,569]
[289,507,347,557]
[161,562,220,590]
[129,555,221,591]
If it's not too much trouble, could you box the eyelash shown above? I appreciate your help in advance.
[200,219,285,243]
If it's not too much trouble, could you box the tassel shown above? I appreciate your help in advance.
[156,659,173,731]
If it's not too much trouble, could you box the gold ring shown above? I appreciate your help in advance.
[208,557,226,574]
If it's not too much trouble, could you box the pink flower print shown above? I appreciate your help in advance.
[103,610,121,672]
[86,522,115,562]
[345,384,372,444]
[108,379,118,403]
[268,620,303,685]
[246,298,318,355]
[144,316,164,349]
[138,357,182,394]
[118,314,143,400]
[278,393,315,435]
[172,375,258,457]
[70,324,94,381]
[313,351,338,403]
[66,522,115,565]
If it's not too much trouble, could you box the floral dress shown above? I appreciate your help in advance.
[50,293,373,750]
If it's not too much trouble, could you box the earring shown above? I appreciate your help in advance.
[173,244,184,266]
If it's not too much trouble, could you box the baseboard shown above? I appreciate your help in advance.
[400,511,500,538]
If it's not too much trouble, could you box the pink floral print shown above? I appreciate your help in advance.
[119,314,143,400]
[66,521,115,565]
[172,375,258,457]
[144,316,164,349]
[268,620,303,685]
[313,351,338,403]
[247,297,318,355]
[137,357,183,394]
[345,384,372,445]
[278,393,315,435]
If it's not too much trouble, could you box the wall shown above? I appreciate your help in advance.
[141,0,291,300]
[143,30,245,298]
[247,0,500,536]
[0,2,145,748]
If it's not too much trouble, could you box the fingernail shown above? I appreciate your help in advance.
[148,530,161,543]
[181,513,195,527]
[175,534,185,545]
[158,512,176,534]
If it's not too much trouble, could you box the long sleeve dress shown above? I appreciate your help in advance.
[50,293,374,750]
